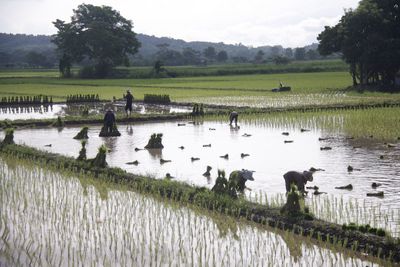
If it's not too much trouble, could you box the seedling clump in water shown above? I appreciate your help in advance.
[53,116,64,128]
[90,145,108,168]
[145,133,164,149]
[99,123,121,137]
[1,128,15,146]
[77,140,87,161]
[73,126,89,140]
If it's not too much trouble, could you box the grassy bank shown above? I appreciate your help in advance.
[0,142,399,262]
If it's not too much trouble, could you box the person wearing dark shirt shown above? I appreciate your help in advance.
[125,89,134,116]
[104,109,116,133]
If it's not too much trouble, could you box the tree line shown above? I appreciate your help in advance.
[318,0,400,89]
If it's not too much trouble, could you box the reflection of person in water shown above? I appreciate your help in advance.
[126,124,133,135]
[229,111,238,126]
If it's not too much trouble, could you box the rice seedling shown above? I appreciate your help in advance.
[0,157,389,266]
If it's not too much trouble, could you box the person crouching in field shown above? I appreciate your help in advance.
[104,108,116,133]
[124,89,134,117]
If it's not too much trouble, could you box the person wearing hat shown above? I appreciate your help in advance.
[125,89,134,116]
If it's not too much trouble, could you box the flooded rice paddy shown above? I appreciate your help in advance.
[5,116,400,236]
[0,158,384,266]
[0,102,191,120]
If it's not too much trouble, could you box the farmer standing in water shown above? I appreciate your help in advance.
[229,111,239,127]
[125,89,134,117]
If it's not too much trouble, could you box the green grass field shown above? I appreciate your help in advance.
[0,64,399,108]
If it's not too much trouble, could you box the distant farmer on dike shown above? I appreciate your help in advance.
[124,89,134,116]
[103,108,116,134]
[229,111,239,126]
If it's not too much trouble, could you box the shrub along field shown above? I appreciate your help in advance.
[0,59,348,79]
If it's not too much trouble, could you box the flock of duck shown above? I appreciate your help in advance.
[89,122,396,198]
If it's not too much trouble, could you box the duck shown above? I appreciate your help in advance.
[347,165,361,172]
[160,159,172,164]
[309,167,325,172]
[240,153,250,158]
[203,166,212,177]
[191,157,200,161]
[134,147,143,152]
[178,146,185,150]
[319,137,333,141]
[306,186,319,190]
[320,146,332,150]
[220,154,229,159]
[284,140,294,144]
[371,182,382,188]
[367,191,384,197]
[203,144,211,147]
[126,160,139,165]
[335,184,353,190]
[282,132,289,136]
[313,189,327,195]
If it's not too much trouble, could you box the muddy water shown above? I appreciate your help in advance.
[9,120,399,206]
[0,102,191,120]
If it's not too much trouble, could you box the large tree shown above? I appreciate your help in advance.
[318,0,400,88]
[52,4,140,78]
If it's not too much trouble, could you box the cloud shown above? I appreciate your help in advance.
[0,0,360,47]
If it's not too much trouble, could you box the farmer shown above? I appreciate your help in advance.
[103,108,116,133]
[229,111,239,126]
[125,89,134,116]
[283,170,314,195]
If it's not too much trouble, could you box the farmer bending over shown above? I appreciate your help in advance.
[104,108,116,133]
[229,111,239,126]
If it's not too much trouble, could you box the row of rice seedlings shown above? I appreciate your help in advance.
[183,92,398,109]
[0,157,384,266]
[248,190,400,238]
[206,106,400,140]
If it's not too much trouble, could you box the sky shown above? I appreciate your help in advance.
[0,0,360,48]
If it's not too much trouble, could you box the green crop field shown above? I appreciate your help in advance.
[0,66,399,108]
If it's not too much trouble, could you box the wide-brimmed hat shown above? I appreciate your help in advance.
[104,103,115,111]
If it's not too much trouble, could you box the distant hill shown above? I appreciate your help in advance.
[0,32,326,67]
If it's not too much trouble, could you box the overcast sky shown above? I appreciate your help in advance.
[0,0,360,48]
